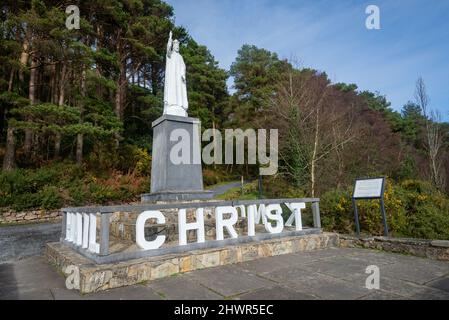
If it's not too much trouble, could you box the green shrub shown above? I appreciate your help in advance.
[320,188,354,234]
[262,176,307,199]
[320,179,449,240]
[132,148,152,176]
[88,183,119,204]
[38,186,63,210]
[68,185,87,207]
[0,169,32,195]
[0,162,149,211]
[11,193,40,211]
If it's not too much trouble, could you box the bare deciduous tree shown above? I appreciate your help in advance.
[415,77,445,190]
[268,68,356,196]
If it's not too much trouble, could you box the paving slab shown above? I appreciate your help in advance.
[256,264,368,300]
[0,223,61,263]
[186,265,274,298]
[284,272,369,300]
[51,285,162,300]
[147,275,223,300]
[293,247,355,261]
[427,277,449,293]
[236,248,353,276]
[299,255,371,279]
[357,290,406,300]
[343,249,402,266]
[236,254,309,274]
[344,273,449,300]
[254,264,313,283]
[408,288,449,300]
[378,258,449,285]
[0,256,66,300]
[234,286,317,300]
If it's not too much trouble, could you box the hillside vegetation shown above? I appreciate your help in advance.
[1,1,448,239]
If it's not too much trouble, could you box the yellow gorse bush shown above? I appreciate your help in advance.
[320,179,449,240]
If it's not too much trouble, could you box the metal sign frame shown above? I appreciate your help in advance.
[352,177,388,236]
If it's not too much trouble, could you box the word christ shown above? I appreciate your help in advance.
[136,203,306,250]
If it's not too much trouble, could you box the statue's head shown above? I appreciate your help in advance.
[173,40,180,52]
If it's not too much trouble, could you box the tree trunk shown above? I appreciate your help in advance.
[76,69,87,165]
[50,63,58,104]
[76,133,84,165]
[2,126,16,171]
[18,38,29,82]
[311,104,320,198]
[151,66,159,95]
[114,34,126,120]
[8,68,14,92]
[212,120,217,169]
[58,63,66,106]
[54,62,66,158]
[115,60,126,120]
[54,133,61,158]
[24,56,37,156]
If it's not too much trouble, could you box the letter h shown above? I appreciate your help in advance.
[178,209,205,245]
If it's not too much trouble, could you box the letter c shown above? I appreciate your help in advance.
[136,211,166,250]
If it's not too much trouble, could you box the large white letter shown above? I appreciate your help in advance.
[70,212,77,242]
[178,208,205,246]
[82,213,89,249]
[75,213,83,246]
[88,214,100,254]
[247,205,257,237]
[136,211,166,250]
[264,204,284,234]
[247,204,269,236]
[215,206,238,240]
[285,203,306,231]
[65,212,73,242]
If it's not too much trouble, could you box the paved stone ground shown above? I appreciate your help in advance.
[1,247,449,300]
[0,223,61,263]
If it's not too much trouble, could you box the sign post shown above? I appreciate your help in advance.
[352,177,388,236]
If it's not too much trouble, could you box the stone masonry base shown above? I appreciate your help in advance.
[339,235,449,261]
[46,232,338,294]
[1,210,61,225]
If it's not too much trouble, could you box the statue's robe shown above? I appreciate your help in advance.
[164,50,188,116]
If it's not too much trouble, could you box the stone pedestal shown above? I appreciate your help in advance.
[141,115,213,202]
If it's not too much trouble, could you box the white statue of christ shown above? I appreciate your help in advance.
[164,31,188,117]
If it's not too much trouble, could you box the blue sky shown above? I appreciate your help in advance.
[166,0,449,120]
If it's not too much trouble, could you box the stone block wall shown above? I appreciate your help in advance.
[340,235,449,261]
[0,210,61,225]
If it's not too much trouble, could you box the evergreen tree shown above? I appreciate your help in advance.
[228,44,290,127]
